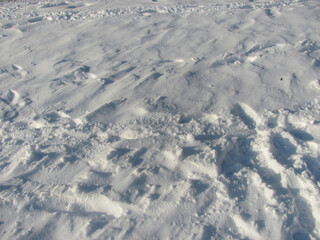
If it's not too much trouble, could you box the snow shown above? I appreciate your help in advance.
[0,0,320,239]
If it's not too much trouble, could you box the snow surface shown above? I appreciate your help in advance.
[0,0,320,239]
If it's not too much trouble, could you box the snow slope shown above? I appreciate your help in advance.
[0,0,320,239]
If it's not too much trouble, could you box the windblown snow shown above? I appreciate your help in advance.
[0,0,320,239]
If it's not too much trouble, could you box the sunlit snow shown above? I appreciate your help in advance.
[0,0,320,239]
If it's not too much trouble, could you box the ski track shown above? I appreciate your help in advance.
[0,0,320,239]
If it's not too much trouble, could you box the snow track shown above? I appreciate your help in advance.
[1,99,320,239]
[0,0,320,239]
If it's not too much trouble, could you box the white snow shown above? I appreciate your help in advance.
[0,0,320,239]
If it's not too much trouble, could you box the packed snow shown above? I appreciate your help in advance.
[0,0,320,239]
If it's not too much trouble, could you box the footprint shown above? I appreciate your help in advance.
[77,183,100,193]
[3,89,36,121]
[232,103,261,130]
[189,179,209,196]
[0,97,18,122]
[86,170,112,186]
[292,231,311,240]
[212,53,243,67]
[219,137,253,177]
[41,111,77,126]
[85,98,127,122]
[129,148,147,167]
[265,8,274,18]
[7,89,25,107]
[3,23,14,29]
[135,72,163,89]
[244,44,262,56]
[312,58,320,68]
[192,57,205,64]
[271,134,296,168]
[120,173,148,203]
[53,59,81,72]
[303,156,320,182]
[267,114,279,128]
[0,89,36,122]
[288,129,314,141]
[94,67,136,94]
[129,157,144,168]
[44,112,61,123]
[230,18,255,31]
[86,219,108,237]
[103,66,136,82]
[182,147,202,159]
[201,225,221,240]
[242,41,279,62]
[107,148,131,161]
[27,150,47,164]
[225,53,242,64]
[295,196,316,233]
[27,17,44,23]
[51,65,92,89]
[99,78,114,86]
[144,96,178,114]
[297,39,320,53]
[68,4,84,9]
[178,115,193,124]
[4,64,27,79]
